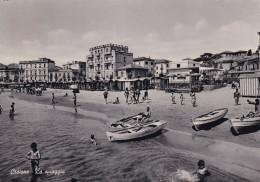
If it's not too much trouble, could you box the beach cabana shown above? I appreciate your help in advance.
[239,74,260,97]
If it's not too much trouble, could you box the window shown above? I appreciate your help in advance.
[151,62,153,65]
[106,48,108,52]
[177,64,180,68]
[193,64,195,67]
[145,61,148,65]
[39,64,41,68]
[44,64,46,67]
[166,63,169,68]
[35,64,37,68]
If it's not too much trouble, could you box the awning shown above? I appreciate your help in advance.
[191,73,201,76]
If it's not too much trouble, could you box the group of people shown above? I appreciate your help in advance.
[103,88,149,105]
[171,92,196,106]
[124,88,144,104]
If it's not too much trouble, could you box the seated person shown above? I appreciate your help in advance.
[138,107,151,122]
[113,97,120,104]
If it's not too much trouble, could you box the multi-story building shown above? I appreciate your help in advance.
[154,59,170,77]
[133,57,155,76]
[62,61,86,82]
[168,58,200,85]
[86,43,133,80]
[19,58,55,82]
[0,63,20,82]
[117,64,148,79]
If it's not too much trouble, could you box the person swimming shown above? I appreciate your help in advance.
[195,160,210,180]
[26,142,41,174]
[90,135,97,146]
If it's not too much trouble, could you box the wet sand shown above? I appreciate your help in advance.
[2,86,260,181]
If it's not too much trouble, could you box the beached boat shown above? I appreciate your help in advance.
[106,120,167,141]
[192,108,228,130]
[110,113,151,130]
[230,115,260,133]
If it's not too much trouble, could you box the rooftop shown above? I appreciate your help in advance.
[155,59,171,64]
[117,64,148,70]
[133,57,155,62]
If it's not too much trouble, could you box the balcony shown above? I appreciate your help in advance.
[105,58,113,63]
[88,54,93,58]
[87,61,94,65]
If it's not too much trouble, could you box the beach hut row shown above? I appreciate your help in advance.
[44,78,151,91]
[239,74,260,97]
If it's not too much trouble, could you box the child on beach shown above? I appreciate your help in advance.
[171,92,176,104]
[194,160,210,180]
[26,142,41,174]
[113,97,120,104]
[90,135,97,146]
[103,89,108,104]
[180,94,184,105]
[234,89,240,106]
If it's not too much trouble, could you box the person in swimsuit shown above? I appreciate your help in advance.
[90,134,97,146]
[73,93,77,113]
[180,94,184,105]
[195,160,210,180]
[171,92,176,104]
[52,93,55,108]
[138,107,151,122]
[0,105,3,115]
[103,89,108,104]
[124,88,129,103]
[10,102,15,116]
[26,142,41,174]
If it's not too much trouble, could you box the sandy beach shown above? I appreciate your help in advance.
[1,86,260,181]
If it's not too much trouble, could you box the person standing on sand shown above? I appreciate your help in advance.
[136,88,140,103]
[143,89,148,101]
[124,88,129,103]
[171,92,176,104]
[180,94,184,105]
[51,93,55,108]
[234,89,240,106]
[103,89,108,104]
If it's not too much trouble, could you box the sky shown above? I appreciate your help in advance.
[0,0,260,66]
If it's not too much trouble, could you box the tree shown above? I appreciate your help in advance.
[247,49,252,56]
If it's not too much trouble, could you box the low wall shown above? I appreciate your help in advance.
[202,84,227,91]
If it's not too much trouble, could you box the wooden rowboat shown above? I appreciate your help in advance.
[192,108,228,130]
[106,120,167,142]
[230,114,260,133]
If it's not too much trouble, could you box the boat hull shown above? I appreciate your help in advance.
[106,120,167,142]
[230,117,260,133]
[192,108,228,130]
